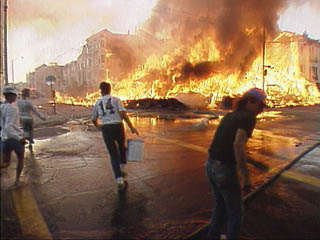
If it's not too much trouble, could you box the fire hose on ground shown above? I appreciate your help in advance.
[186,141,320,240]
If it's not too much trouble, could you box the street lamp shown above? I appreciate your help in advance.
[45,75,56,114]
[11,56,24,83]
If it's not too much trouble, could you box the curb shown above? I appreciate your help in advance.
[186,141,320,240]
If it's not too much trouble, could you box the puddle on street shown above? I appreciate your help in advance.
[22,112,315,240]
[34,127,70,140]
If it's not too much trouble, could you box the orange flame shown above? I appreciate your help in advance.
[55,33,320,108]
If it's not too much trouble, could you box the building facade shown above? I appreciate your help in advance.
[27,30,319,98]
[27,63,63,97]
[269,31,320,90]
[27,28,161,97]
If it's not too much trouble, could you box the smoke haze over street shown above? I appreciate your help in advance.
[6,0,320,84]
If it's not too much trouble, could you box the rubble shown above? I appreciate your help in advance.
[125,98,189,111]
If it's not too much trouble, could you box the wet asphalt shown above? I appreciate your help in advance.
[1,106,320,239]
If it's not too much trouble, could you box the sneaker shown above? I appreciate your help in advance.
[221,234,227,240]
[14,180,26,187]
[120,164,127,178]
[116,177,125,191]
[121,171,127,178]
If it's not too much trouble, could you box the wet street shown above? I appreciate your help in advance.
[1,105,320,239]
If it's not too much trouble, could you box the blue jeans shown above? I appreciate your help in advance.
[205,160,243,240]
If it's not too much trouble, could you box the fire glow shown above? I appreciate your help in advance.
[55,0,320,108]
[55,32,320,108]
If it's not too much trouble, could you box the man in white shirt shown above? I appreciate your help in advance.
[0,85,26,184]
[92,82,139,191]
[17,88,46,152]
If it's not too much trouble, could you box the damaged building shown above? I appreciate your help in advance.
[27,29,162,97]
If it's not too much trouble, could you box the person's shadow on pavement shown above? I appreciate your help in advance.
[110,189,148,239]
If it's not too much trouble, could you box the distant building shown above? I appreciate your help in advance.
[267,31,320,90]
[27,28,162,97]
[27,63,63,96]
[71,28,161,95]
[27,29,319,98]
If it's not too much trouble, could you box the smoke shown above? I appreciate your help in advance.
[7,0,318,84]
[289,0,320,9]
[7,0,156,82]
[143,0,289,80]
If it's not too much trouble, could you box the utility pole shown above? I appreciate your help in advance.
[3,0,8,85]
[0,0,2,92]
[0,0,4,93]
[11,58,14,83]
[262,26,266,92]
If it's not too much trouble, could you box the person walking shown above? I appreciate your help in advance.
[0,85,26,184]
[205,88,266,240]
[92,82,139,191]
[17,88,46,152]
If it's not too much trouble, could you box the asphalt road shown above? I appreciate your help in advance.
[1,105,320,239]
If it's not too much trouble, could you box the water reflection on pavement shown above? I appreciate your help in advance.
[1,109,319,239]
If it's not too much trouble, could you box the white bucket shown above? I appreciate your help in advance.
[127,138,144,162]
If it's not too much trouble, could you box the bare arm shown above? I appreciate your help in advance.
[30,103,45,120]
[92,116,100,129]
[234,128,251,190]
[120,111,139,136]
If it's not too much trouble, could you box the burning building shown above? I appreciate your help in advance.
[27,28,163,99]
[29,0,320,108]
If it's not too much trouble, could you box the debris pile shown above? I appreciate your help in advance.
[125,98,189,111]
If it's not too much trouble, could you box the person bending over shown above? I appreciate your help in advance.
[206,88,266,240]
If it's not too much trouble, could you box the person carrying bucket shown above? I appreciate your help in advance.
[92,82,139,191]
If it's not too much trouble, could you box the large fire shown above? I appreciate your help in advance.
[55,32,320,109]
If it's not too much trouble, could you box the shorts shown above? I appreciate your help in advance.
[0,139,24,155]
[21,118,33,138]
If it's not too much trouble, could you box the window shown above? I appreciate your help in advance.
[312,67,318,80]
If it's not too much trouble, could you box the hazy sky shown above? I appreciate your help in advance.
[5,0,320,84]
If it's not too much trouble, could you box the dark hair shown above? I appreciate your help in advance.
[4,93,17,100]
[22,88,30,96]
[233,95,264,112]
[99,82,111,94]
